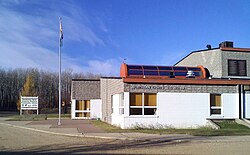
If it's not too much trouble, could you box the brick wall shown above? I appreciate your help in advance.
[222,51,250,77]
[124,83,238,94]
[100,78,124,123]
[71,79,100,100]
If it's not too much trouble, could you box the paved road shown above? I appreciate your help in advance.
[1,123,250,155]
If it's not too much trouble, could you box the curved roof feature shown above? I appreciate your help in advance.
[120,63,206,79]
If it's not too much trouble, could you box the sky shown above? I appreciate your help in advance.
[0,0,250,76]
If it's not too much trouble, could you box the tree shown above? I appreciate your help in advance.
[16,74,37,110]
[0,67,102,111]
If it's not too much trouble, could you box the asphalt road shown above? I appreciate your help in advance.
[1,123,250,155]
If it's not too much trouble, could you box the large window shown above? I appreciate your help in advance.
[130,93,157,115]
[76,100,90,110]
[75,100,90,117]
[210,94,221,115]
[228,60,247,76]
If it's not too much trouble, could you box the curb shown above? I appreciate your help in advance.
[0,122,132,141]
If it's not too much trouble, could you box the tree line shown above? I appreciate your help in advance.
[0,68,101,112]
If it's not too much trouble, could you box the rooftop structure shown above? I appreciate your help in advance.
[175,41,250,79]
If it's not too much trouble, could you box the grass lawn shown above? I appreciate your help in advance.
[6,114,48,121]
[0,111,19,117]
[91,120,250,136]
[46,113,71,118]
[5,113,71,121]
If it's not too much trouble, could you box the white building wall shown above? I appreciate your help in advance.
[71,100,76,119]
[112,115,125,128]
[71,99,102,119]
[116,92,211,129]
[90,99,102,119]
[222,94,238,119]
[111,94,124,127]
[123,116,159,128]
[124,92,130,116]
[112,94,120,115]
[112,92,243,129]
[157,93,210,128]
[245,94,250,118]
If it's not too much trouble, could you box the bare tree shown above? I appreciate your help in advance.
[0,67,101,112]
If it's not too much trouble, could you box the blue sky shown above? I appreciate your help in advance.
[0,0,250,76]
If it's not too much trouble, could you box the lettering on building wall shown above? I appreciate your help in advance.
[130,85,185,91]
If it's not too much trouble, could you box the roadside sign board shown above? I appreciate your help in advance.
[21,96,38,110]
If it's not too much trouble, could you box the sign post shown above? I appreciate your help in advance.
[20,96,39,115]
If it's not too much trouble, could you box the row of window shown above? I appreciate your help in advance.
[77,93,222,117]
[127,93,222,116]
[130,93,157,115]
[128,70,201,76]
[126,65,202,78]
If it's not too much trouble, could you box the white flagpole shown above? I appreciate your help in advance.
[58,17,62,126]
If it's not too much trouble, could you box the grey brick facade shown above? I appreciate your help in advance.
[100,78,124,123]
[222,51,250,77]
[175,48,250,78]
[124,83,238,94]
[71,79,100,100]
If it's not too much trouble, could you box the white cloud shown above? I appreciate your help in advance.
[85,59,120,76]
[65,16,105,46]
[0,1,112,74]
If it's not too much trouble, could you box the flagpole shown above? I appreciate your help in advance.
[58,17,62,126]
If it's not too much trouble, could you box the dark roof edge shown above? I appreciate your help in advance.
[72,78,100,81]
[100,77,122,79]
[174,48,219,66]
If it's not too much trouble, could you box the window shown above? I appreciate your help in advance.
[158,66,173,71]
[128,70,143,75]
[143,66,158,70]
[210,94,221,115]
[130,93,142,106]
[129,93,157,115]
[228,60,247,76]
[119,93,124,115]
[144,70,159,75]
[111,95,114,114]
[76,100,90,110]
[144,93,157,106]
[76,112,90,117]
[75,100,90,118]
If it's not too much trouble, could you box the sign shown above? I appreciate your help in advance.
[21,96,38,110]
[130,85,186,91]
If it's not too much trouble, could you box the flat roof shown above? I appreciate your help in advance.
[100,77,122,79]
[123,77,250,85]
[174,47,250,66]
[220,47,250,52]
[72,78,100,81]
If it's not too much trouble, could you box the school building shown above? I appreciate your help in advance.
[71,41,250,128]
